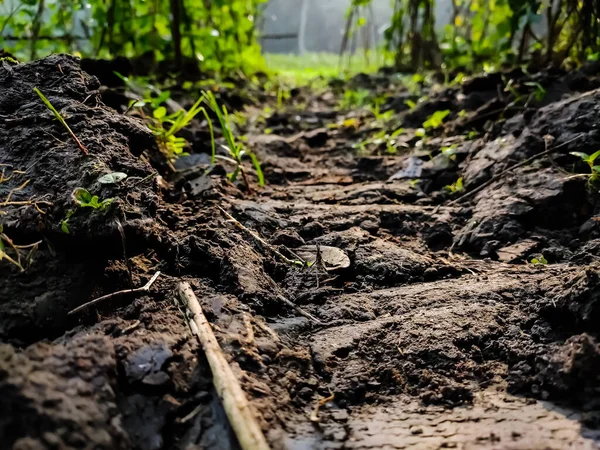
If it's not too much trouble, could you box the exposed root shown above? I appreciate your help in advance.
[68,271,161,316]
[310,391,335,423]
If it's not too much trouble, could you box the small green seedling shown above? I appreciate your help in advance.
[353,127,405,155]
[34,87,88,155]
[368,98,394,123]
[423,110,451,130]
[404,99,417,110]
[72,188,114,211]
[570,149,600,186]
[530,255,548,265]
[339,89,370,109]
[445,177,464,194]
[203,90,264,190]
[524,82,546,102]
[148,96,210,160]
[440,145,458,161]
[60,210,75,234]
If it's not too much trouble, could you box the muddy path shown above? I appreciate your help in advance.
[2,56,600,450]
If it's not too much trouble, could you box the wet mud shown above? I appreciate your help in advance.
[2,55,600,449]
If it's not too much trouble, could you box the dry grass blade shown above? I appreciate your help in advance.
[34,87,89,155]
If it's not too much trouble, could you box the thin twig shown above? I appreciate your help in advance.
[243,312,255,346]
[310,391,335,422]
[218,206,305,267]
[447,133,586,207]
[68,271,161,316]
[176,282,270,450]
[276,294,325,326]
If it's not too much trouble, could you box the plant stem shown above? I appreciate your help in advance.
[33,88,88,155]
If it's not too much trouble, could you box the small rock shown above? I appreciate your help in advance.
[142,371,171,387]
[496,239,539,263]
[271,229,305,248]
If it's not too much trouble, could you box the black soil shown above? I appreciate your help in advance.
[2,55,600,449]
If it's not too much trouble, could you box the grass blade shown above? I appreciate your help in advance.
[34,87,88,155]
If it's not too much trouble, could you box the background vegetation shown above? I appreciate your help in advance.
[2,0,600,77]
[354,0,600,71]
[0,0,267,74]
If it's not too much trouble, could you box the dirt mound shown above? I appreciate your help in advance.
[0,55,162,343]
[0,336,128,449]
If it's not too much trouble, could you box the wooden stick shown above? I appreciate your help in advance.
[177,282,270,450]
[68,271,160,316]
[276,294,325,326]
[218,206,305,267]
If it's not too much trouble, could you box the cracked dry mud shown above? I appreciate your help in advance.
[2,55,600,450]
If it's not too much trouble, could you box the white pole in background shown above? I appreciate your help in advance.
[298,0,309,54]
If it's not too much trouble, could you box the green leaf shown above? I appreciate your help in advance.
[130,99,146,109]
[589,149,600,164]
[423,110,451,129]
[250,152,264,186]
[153,107,167,120]
[72,188,93,206]
[61,220,70,234]
[570,152,590,160]
[390,128,405,138]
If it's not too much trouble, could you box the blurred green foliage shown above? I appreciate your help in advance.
[0,0,267,74]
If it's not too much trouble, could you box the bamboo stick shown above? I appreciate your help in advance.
[177,282,270,450]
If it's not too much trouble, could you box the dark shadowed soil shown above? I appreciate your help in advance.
[2,55,600,449]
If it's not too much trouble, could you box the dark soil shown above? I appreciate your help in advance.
[2,55,600,449]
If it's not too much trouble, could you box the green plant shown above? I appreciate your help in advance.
[530,255,548,265]
[368,98,394,124]
[524,82,547,102]
[60,210,75,234]
[423,110,451,130]
[145,95,211,162]
[72,188,114,211]
[404,99,417,110]
[570,149,600,186]
[440,144,458,161]
[340,89,371,110]
[2,0,268,75]
[34,87,88,155]
[353,127,405,154]
[445,177,464,194]
[203,91,264,190]
[359,0,600,72]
